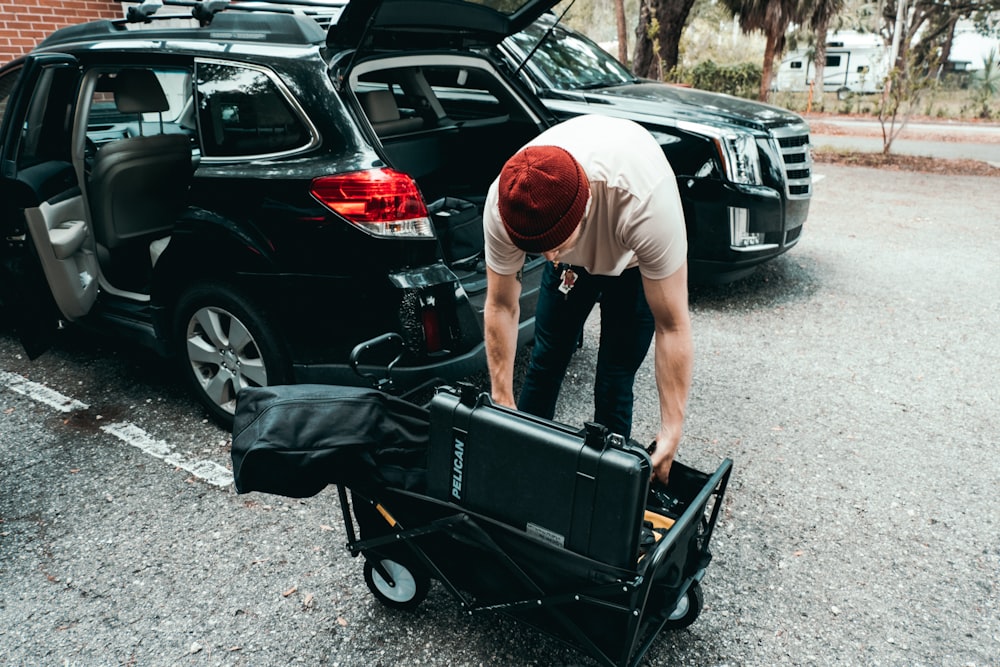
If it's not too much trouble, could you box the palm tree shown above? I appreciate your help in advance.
[809,0,846,109]
[721,0,811,101]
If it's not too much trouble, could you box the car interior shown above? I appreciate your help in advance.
[350,56,545,276]
[77,67,198,296]
[352,57,542,203]
[88,71,193,266]
[15,64,102,323]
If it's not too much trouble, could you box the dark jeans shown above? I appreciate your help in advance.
[517,262,655,438]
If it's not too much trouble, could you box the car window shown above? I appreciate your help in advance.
[195,60,311,158]
[421,66,516,122]
[353,57,541,127]
[85,67,193,148]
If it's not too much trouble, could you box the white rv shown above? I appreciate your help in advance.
[775,31,889,98]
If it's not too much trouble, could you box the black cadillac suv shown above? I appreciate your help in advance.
[498,13,813,283]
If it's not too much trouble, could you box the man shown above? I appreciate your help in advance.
[482,114,691,484]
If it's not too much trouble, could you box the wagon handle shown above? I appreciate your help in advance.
[349,332,405,392]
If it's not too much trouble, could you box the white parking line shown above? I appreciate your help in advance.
[1,370,234,488]
[0,370,88,412]
[100,422,234,488]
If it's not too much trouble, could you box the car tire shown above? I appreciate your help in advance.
[173,282,290,428]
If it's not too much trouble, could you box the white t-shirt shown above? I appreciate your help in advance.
[484,114,687,280]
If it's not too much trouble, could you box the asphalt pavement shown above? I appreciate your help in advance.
[2,161,999,666]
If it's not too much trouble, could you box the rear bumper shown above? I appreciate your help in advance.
[293,315,536,389]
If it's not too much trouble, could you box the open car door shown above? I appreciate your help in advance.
[0,53,98,358]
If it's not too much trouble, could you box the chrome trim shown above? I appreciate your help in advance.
[730,243,779,253]
[771,122,812,200]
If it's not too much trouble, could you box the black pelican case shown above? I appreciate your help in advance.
[427,386,651,569]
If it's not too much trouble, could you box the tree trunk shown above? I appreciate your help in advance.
[632,0,696,79]
[632,0,660,79]
[813,14,830,109]
[937,15,958,78]
[654,0,696,75]
[615,0,628,66]
[759,29,780,101]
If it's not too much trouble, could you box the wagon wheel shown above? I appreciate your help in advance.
[661,582,704,630]
[363,558,429,611]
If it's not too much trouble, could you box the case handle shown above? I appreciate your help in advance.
[583,421,609,450]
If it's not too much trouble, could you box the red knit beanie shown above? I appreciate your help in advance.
[498,145,589,253]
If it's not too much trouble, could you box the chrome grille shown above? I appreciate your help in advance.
[773,123,812,199]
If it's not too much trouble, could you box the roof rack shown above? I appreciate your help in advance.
[125,0,346,26]
[36,0,340,49]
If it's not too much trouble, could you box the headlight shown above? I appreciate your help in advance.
[674,121,763,186]
[715,133,762,185]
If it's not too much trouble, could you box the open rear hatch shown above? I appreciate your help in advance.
[327,0,561,51]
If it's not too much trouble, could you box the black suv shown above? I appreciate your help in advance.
[0,0,566,425]
[498,13,812,283]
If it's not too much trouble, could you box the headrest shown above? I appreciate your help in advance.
[114,69,169,114]
[359,90,401,123]
[96,74,116,93]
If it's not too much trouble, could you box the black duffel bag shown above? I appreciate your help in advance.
[427,197,483,267]
[231,384,429,498]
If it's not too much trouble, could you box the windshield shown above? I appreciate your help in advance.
[506,20,636,90]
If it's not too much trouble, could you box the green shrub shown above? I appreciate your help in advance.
[674,60,762,99]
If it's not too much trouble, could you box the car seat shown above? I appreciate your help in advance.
[88,68,193,252]
[359,89,423,136]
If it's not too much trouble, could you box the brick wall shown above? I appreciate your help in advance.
[1,1,123,64]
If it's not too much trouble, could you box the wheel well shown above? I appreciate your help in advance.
[149,223,277,347]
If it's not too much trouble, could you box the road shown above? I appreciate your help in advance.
[2,163,999,665]
[808,115,1000,163]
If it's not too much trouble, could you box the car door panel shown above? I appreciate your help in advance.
[0,53,94,342]
[23,185,98,320]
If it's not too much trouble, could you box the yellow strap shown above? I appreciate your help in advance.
[644,510,675,533]
[637,510,677,563]
[375,503,397,527]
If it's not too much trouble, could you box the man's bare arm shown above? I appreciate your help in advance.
[484,267,523,408]
[641,262,693,484]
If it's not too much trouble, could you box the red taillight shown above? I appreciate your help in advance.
[421,305,443,353]
[310,168,433,238]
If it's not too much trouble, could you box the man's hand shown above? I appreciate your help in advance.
[491,392,517,410]
[650,430,680,484]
